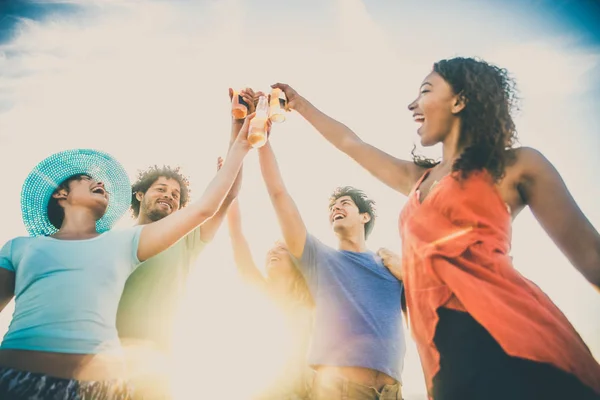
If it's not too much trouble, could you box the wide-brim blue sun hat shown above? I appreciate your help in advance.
[21,149,132,237]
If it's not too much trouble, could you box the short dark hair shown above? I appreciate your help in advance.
[47,174,91,230]
[131,165,190,218]
[329,186,377,239]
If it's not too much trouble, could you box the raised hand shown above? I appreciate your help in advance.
[270,83,303,112]
[378,248,403,281]
[234,112,256,149]
[229,87,262,116]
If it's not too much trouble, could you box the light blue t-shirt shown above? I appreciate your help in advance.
[0,227,143,354]
[296,234,406,381]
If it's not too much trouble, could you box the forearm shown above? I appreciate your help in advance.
[578,241,600,292]
[294,97,362,151]
[257,142,307,258]
[230,119,244,143]
[199,120,245,243]
[227,199,243,237]
[224,120,245,201]
[226,200,266,285]
[138,143,248,261]
[257,142,287,198]
[196,143,247,217]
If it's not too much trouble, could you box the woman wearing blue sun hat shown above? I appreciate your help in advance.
[0,115,256,399]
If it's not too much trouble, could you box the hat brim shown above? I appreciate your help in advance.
[21,149,132,237]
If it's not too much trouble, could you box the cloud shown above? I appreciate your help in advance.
[485,39,600,99]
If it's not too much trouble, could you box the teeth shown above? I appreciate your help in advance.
[413,115,424,122]
[158,201,171,209]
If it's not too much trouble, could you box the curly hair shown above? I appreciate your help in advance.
[329,186,377,239]
[131,165,190,218]
[413,57,520,181]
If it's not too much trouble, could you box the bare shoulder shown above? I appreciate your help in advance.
[509,146,567,203]
[497,147,555,215]
[510,146,560,188]
[513,146,552,171]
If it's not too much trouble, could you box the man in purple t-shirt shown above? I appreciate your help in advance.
[257,139,406,400]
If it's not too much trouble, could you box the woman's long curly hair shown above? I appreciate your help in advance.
[412,57,520,181]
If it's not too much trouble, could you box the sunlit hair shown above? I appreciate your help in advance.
[131,165,190,218]
[268,241,315,308]
[329,186,377,239]
[47,174,92,230]
[412,57,520,181]
[286,265,315,309]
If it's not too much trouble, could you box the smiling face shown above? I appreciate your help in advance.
[328,195,371,237]
[136,176,181,222]
[264,240,313,306]
[265,241,296,282]
[407,71,465,147]
[49,174,110,228]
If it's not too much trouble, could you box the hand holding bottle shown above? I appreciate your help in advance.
[248,96,271,148]
[270,83,305,112]
[230,87,260,120]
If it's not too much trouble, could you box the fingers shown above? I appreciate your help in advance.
[240,88,253,99]
[217,156,224,171]
[271,82,288,90]
[241,112,256,129]
[377,247,390,258]
[241,93,253,107]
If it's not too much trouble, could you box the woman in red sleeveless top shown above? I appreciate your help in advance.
[271,58,600,400]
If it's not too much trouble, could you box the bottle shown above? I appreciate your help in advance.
[268,88,286,123]
[248,95,269,148]
[231,89,249,120]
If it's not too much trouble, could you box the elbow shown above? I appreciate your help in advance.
[578,245,600,290]
[340,135,364,154]
[223,190,239,206]
[269,188,288,202]
[197,204,220,222]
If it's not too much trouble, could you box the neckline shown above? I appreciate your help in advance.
[414,169,451,205]
[412,169,513,217]
[42,232,106,242]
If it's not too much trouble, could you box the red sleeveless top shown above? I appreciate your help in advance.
[399,169,600,396]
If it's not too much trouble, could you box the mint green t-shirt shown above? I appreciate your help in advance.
[0,227,143,354]
[116,226,206,349]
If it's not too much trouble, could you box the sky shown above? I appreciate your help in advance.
[0,1,599,399]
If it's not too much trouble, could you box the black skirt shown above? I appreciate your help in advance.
[432,307,600,400]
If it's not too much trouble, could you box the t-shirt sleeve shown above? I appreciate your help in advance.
[292,233,327,288]
[126,226,144,271]
[183,226,208,261]
[0,240,14,272]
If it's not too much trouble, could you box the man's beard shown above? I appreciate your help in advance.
[143,200,170,222]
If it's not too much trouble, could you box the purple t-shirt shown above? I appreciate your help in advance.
[295,234,405,381]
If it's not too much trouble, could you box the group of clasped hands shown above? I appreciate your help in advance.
[230,86,289,148]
